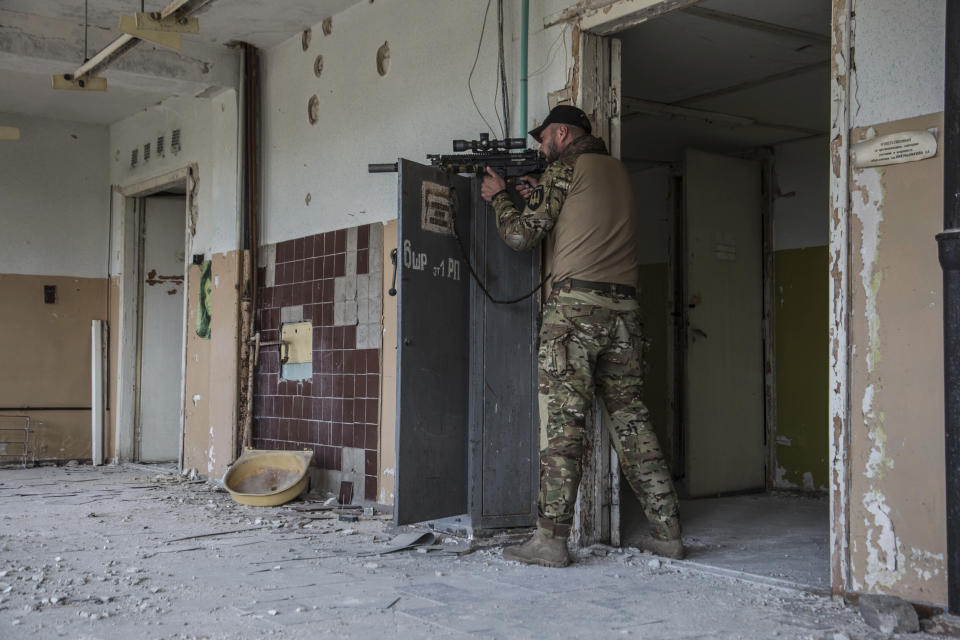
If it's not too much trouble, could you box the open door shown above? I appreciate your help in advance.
[684,149,764,497]
[394,159,472,525]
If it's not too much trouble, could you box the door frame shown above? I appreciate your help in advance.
[114,165,197,469]
[568,0,852,595]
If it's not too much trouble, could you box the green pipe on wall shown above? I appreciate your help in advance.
[520,0,529,139]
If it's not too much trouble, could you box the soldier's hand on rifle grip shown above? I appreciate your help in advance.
[480,166,507,203]
[514,176,539,201]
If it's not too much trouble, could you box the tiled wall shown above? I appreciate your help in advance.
[252,223,383,501]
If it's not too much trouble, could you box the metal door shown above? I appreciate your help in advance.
[468,181,540,530]
[683,149,765,497]
[394,160,472,525]
[137,196,186,462]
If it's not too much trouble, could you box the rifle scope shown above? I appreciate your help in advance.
[452,132,526,153]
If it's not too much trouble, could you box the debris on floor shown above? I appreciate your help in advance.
[0,465,944,639]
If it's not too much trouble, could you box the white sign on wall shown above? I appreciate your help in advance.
[852,129,938,168]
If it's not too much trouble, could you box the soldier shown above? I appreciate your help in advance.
[480,105,683,568]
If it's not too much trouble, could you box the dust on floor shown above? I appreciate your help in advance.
[0,465,940,639]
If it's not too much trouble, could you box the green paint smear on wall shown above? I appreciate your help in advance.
[774,246,829,490]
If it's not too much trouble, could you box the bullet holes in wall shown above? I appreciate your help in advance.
[321,17,333,36]
[308,95,320,125]
[314,55,324,78]
[302,28,312,51]
[376,41,390,77]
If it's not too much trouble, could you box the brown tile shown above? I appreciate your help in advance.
[321,303,333,327]
[320,327,334,350]
[358,224,370,250]
[334,229,346,253]
[354,375,366,399]
[365,424,378,449]
[332,351,344,374]
[344,376,355,399]
[333,376,345,397]
[323,231,335,255]
[312,234,324,257]
[343,325,356,350]
[318,422,330,445]
[321,278,334,303]
[308,421,319,443]
[366,375,379,398]
[322,398,333,421]
[344,351,356,374]
[313,257,323,280]
[341,422,353,447]
[332,423,342,447]
[261,287,274,309]
[365,449,377,475]
[366,398,378,423]
[365,476,377,501]
[343,398,354,422]
[334,253,345,277]
[323,255,334,277]
[357,249,369,275]
[295,237,306,261]
[365,350,379,374]
[333,398,344,421]
[302,258,313,282]
[354,424,366,449]
[278,239,294,263]
[293,396,302,419]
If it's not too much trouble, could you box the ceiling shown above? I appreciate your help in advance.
[619,0,831,162]
[0,0,364,125]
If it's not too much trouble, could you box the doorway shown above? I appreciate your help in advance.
[605,0,831,589]
[135,190,187,462]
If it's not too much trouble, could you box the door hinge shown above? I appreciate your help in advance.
[609,86,619,118]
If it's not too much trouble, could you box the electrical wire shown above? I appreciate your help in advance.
[468,0,499,136]
[497,0,510,138]
[528,25,568,79]
[83,0,89,62]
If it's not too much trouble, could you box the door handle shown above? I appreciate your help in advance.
[388,248,398,296]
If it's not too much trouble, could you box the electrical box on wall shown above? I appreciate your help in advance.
[280,321,313,381]
[43,285,56,304]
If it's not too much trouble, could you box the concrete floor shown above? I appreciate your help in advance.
[0,465,937,639]
[624,492,830,591]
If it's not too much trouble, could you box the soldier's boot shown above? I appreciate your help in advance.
[634,534,685,560]
[503,521,571,568]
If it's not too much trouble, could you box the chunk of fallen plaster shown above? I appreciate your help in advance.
[858,594,919,633]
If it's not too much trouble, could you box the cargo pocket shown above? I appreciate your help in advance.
[538,322,572,378]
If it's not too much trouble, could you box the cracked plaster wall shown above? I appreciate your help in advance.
[848,113,946,604]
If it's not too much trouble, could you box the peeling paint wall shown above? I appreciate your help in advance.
[848,113,946,603]
[0,113,111,462]
[182,252,240,479]
[259,0,569,241]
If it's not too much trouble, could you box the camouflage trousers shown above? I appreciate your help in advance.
[537,286,680,541]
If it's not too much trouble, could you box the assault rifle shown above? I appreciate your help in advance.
[368,133,546,180]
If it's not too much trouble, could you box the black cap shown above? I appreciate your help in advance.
[528,105,592,142]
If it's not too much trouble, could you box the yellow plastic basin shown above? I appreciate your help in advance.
[223,448,313,507]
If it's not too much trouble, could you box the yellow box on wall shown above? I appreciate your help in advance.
[280,322,312,364]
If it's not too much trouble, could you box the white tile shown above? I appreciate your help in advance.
[280,305,303,324]
[334,277,346,302]
[356,323,369,348]
[347,227,358,253]
[346,250,357,276]
[366,298,380,323]
[333,301,345,326]
[357,274,369,300]
[344,274,357,301]
[344,300,358,325]
[357,298,369,325]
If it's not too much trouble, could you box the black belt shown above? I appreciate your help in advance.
[553,278,636,298]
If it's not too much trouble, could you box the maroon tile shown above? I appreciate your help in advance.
[343,325,356,350]
[301,258,313,282]
[342,422,353,447]
[344,351,356,374]
[277,284,291,307]
[321,303,333,327]
[334,229,346,253]
[320,327,334,350]
[343,376,355,399]
[312,234,324,257]
[365,350,379,373]
[318,422,330,445]
[321,398,333,421]
[323,255,334,277]
[257,265,267,282]
[320,351,334,373]
[343,398,354,422]
[313,257,323,280]
[366,398,378,423]
[295,237,306,261]
[358,224,370,251]
[332,423,342,447]
[357,250,369,275]
[312,397,322,418]
[355,375,366,399]
[322,278,335,303]
[320,446,331,469]
[323,231,335,255]
[365,476,377,501]
[261,287,274,309]
[354,424,366,448]
[278,239,294,263]
[333,376,345,397]
[334,253,345,277]
[365,424,378,449]
[332,351,344,374]
[365,449,377,475]
[333,399,344,422]
[302,283,314,305]
[293,396,303,419]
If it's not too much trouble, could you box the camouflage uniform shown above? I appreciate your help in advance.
[491,136,680,541]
